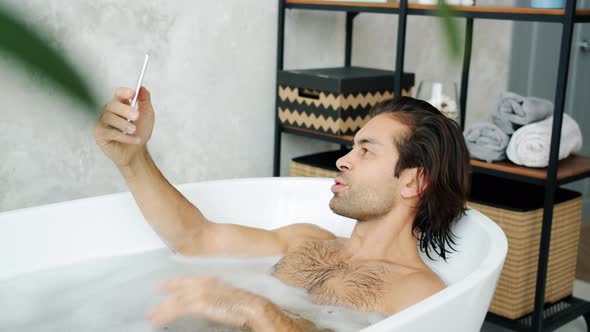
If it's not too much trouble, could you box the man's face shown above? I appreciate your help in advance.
[329,114,408,221]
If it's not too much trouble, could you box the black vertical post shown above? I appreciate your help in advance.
[459,18,473,131]
[342,12,357,151]
[394,0,408,97]
[345,12,357,67]
[273,0,286,177]
[531,0,577,331]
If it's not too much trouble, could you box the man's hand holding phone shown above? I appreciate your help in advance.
[94,54,155,169]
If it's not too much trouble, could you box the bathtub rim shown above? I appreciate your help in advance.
[0,176,508,284]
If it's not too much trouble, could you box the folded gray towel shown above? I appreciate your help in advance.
[490,92,553,135]
[464,122,510,162]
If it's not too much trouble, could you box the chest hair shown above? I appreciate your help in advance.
[271,241,387,310]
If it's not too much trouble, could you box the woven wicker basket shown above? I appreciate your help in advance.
[468,174,582,319]
[289,150,345,178]
[290,161,338,178]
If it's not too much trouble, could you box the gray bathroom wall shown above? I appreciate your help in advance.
[0,0,512,212]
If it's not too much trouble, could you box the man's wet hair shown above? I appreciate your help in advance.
[370,96,470,261]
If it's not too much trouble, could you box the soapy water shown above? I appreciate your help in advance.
[0,249,387,332]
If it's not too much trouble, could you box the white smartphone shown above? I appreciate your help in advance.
[128,53,150,121]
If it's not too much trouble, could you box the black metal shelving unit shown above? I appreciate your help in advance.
[272,1,590,331]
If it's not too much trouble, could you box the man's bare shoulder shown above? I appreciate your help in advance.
[381,268,446,314]
[274,223,337,251]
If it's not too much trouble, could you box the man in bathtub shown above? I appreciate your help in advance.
[94,86,470,331]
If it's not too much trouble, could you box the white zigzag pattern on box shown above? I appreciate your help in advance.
[278,86,400,110]
[278,107,370,133]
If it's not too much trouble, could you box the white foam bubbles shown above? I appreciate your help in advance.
[0,249,387,332]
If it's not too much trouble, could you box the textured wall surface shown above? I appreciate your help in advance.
[0,0,512,212]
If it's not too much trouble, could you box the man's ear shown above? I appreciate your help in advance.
[400,168,428,199]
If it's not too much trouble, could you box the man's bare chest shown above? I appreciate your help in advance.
[271,241,388,310]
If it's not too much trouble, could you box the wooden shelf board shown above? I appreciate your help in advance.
[470,155,590,182]
[286,0,400,9]
[286,1,589,17]
[411,4,565,15]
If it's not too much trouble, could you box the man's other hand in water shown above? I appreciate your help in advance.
[149,276,308,332]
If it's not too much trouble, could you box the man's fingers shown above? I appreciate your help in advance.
[160,276,195,291]
[137,86,151,103]
[102,100,138,121]
[150,293,187,326]
[160,276,215,292]
[96,126,141,145]
[114,87,134,101]
[101,112,136,134]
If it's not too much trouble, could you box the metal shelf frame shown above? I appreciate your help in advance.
[272,1,590,331]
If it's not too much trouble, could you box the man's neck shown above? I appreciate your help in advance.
[342,205,426,270]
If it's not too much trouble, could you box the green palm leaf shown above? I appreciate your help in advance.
[0,6,98,111]
[437,1,463,60]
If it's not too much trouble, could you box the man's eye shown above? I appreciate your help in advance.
[361,148,369,155]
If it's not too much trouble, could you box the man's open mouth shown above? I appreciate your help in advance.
[331,178,347,192]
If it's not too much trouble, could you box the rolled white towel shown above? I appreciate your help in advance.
[506,113,583,167]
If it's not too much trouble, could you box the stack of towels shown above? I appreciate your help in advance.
[463,92,583,167]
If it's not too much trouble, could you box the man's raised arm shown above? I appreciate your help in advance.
[94,87,334,256]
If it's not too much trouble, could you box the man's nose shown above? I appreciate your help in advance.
[336,153,352,171]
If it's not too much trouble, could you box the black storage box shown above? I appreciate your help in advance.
[278,66,415,136]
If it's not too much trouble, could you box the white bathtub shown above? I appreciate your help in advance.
[0,177,507,331]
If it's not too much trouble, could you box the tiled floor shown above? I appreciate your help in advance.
[481,280,590,332]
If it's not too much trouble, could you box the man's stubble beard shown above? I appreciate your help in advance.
[329,185,395,221]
